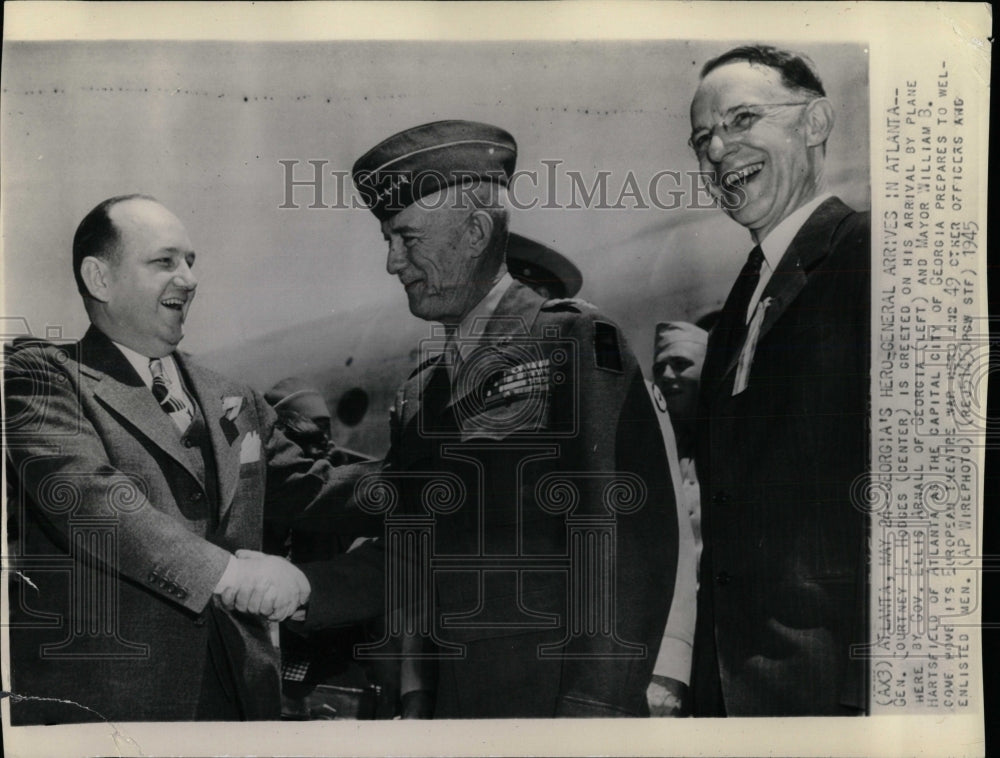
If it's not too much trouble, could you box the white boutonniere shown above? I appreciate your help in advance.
[221,395,244,422]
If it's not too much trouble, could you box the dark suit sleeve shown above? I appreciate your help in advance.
[550,312,676,717]
[248,391,389,626]
[253,392,384,545]
[3,342,231,614]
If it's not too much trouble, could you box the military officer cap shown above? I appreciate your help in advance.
[506,233,583,299]
[352,120,517,221]
[265,376,331,423]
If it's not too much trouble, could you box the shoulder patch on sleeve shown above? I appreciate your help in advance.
[649,382,669,414]
[593,320,623,373]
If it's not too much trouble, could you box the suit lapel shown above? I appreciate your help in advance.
[82,327,204,484]
[180,357,242,518]
[754,197,851,345]
[711,197,854,393]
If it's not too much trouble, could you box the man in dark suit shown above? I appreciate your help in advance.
[298,120,677,718]
[688,46,870,716]
[3,195,377,723]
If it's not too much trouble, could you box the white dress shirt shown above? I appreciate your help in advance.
[112,341,194,432]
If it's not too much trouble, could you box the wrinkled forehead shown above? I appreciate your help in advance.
[690,61,791,127]
[380,186,462,236]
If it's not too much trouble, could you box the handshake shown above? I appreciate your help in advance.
[213,549,310,622]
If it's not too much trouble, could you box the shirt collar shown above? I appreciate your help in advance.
[110,340,179,390]
[455,271,514,344]
[757,192,832,269]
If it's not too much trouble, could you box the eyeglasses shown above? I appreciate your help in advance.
[688,101,813,159]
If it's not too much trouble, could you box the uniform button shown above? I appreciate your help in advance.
[190,492,203,502]
[183,439,194,448]
[712,492,731,506]
[715,571,731,586]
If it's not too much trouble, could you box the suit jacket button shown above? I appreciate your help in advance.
[715,571,731,586]
[190,491,203,502]
[194,616,206,626]
[712,491,730,506]
[183,439,194,448]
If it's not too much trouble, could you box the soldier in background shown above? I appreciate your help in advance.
[264,377,394,719]
[266,377,334,462]
[646,319,715,715]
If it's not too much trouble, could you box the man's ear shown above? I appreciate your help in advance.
[465,210,494,258]
[80,256,112,302]
[804,97,835,148]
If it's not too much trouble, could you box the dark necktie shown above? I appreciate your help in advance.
[714,245,765,371]
[732,245,765,325]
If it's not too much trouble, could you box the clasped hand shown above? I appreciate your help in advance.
[213,549,310,621]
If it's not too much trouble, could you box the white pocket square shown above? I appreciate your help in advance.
[239,431,261,464]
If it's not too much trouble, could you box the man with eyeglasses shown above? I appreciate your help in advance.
[687,45,870,716]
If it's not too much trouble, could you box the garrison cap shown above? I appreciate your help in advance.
[352,120,517,221]
[653,321,708,357]
[265,376,331,422]
[506,233,583,299]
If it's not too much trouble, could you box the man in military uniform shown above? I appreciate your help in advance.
[297,120,677,718]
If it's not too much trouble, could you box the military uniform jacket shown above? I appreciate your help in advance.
[692,197,871,716]
[302,279,676,718]
[3,326,359,724]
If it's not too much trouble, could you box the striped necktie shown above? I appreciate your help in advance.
[148,358,190,416]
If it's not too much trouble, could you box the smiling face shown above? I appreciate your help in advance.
[381,189,489,324]
[96,199,198,357]
[690,61,827,243]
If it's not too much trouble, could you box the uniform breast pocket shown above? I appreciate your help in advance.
[457,391,552,442]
